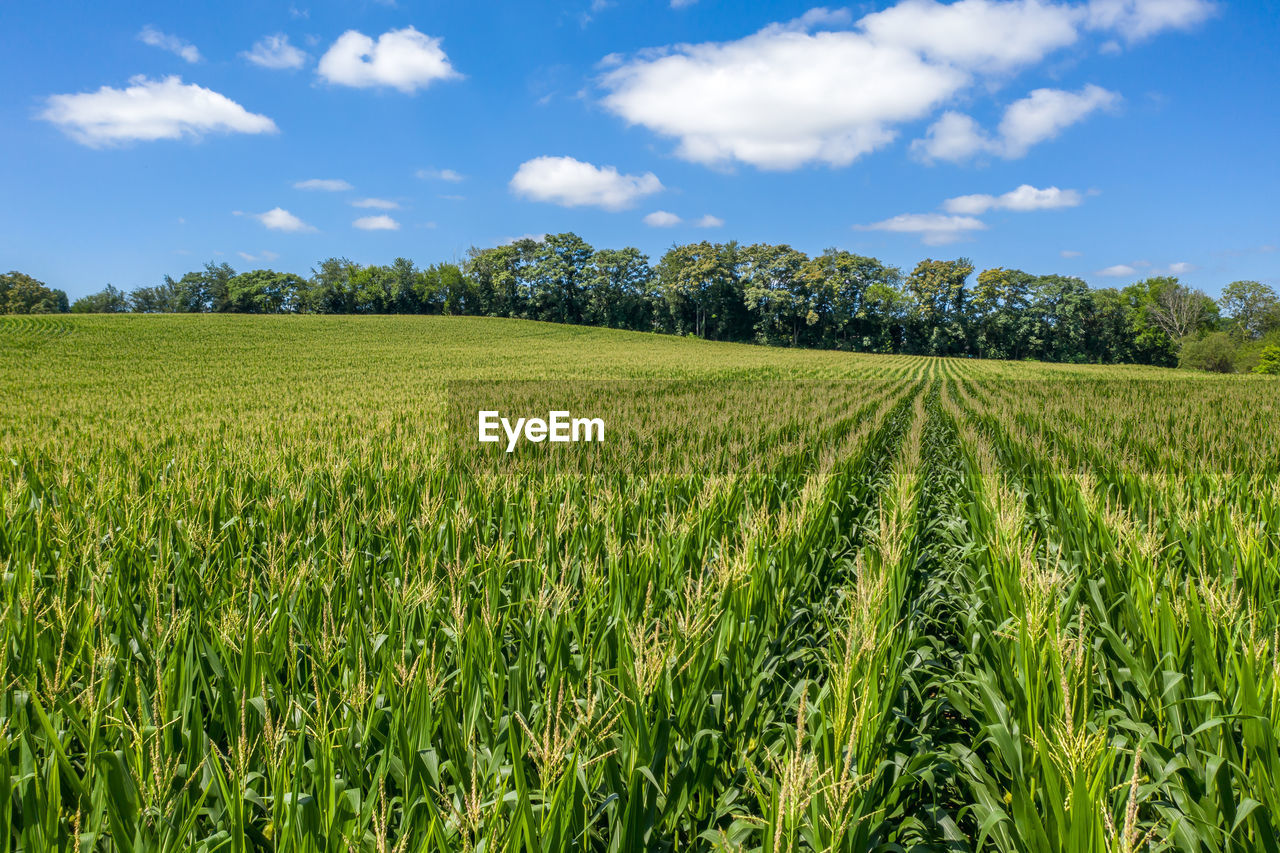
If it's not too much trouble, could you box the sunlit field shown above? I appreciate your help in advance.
[2,315,1278,851]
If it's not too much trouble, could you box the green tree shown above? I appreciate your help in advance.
[1255,345,1280,375]
[742,243,812,346]
[657,242,741,340]
[1179,331,1237,373]
[70,284,129,313]
[528,233,593,324]
[1,271,70,314]
[800,250,901,350]
[306,258,360,314]
[904,258,974,355]
[972,268,1035,359]
[1220,280,1280,341]
[586,247,654,329]
[225,270,307,313]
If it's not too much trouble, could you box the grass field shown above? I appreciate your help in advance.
[2,315,1279,851]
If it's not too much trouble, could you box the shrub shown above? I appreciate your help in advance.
[1178,331,1236,373]
[1255,344,1280,375]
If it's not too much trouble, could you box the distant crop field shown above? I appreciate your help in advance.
[2,315,1278,851]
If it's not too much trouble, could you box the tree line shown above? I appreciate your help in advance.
[6,234,1279,373]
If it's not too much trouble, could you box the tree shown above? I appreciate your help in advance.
[742,243,812,346]
[800,250,901,350]
[1220,280,1280,341]
[1179,332,1236,373]
[1029,275,1094,363]
[416,263,469,315]
[306,258,360,314]
[1,271,70,314]
[972,268,1035,359]
[585,247,654,329]
[71,284,129,313]
[1146,278,1216,340]
[225,270,306,313]
[129,278,184,313]
[904,258,974,355]
[657,242,748,340]
[1255,345,1280,375]
[529,233,593,324]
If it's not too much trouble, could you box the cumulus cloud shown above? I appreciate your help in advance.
[317,27,460,93]
[353,215,400,230]
[913,84,1119,162]
[245,208,316,232]
[351,197,399,209]
[597,1,1109,170]
[41,76,277,147]
[943,184,1084,214]
[138,26,201,63]
[1087,0,1215,42]
[294,178,352,191]
[600,0,1205,171]
[644,210,682,227]
[243,34,308,69]
[856,213,987,245]
[696,214,725,227]
[1061,249,1083,258]
[510,156,663,210]
[999,84,1120,156]
[859,0,1080,71]
[416,167,465,181]
[600,19,966,170]
[1097,263,1137,277]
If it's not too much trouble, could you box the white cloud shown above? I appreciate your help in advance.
[416,167,465,181]
[1097,263,1137,277]
[41,76,277,147]
[1164,261,1196,274]
[856,213,987,245]
[913,84,1119,162]
[597,1,1107,170]
[317,27,460,93]
[1061,249,1083,258]
[602,0,1206,172]
[696,214,725,228]
[510,156,662,210]
[351,197,400,209]
[243,34,307,70]
[294,178,352,191]
[943,184,1084,214]
[138,26,201,63]
[1087,0,1215,42]
[909,112,993,163]
[600,19,966,170]
[250,208,316,232]
[859,0,1080,71]
[644,210,682,227]
[353,214,400,230]
[999,84,1120,156]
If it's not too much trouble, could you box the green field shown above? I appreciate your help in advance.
[2,315,1279,851]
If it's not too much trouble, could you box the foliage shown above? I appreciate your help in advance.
[1256,344,1280,375]
[1178,331,1238,373]
[0,270,69,314]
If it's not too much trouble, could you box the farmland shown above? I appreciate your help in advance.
[2,314,1279,851]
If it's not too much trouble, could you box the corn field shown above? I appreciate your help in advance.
[2,315,1279,851]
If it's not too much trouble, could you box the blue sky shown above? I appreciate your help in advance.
[2,0,1276,299]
